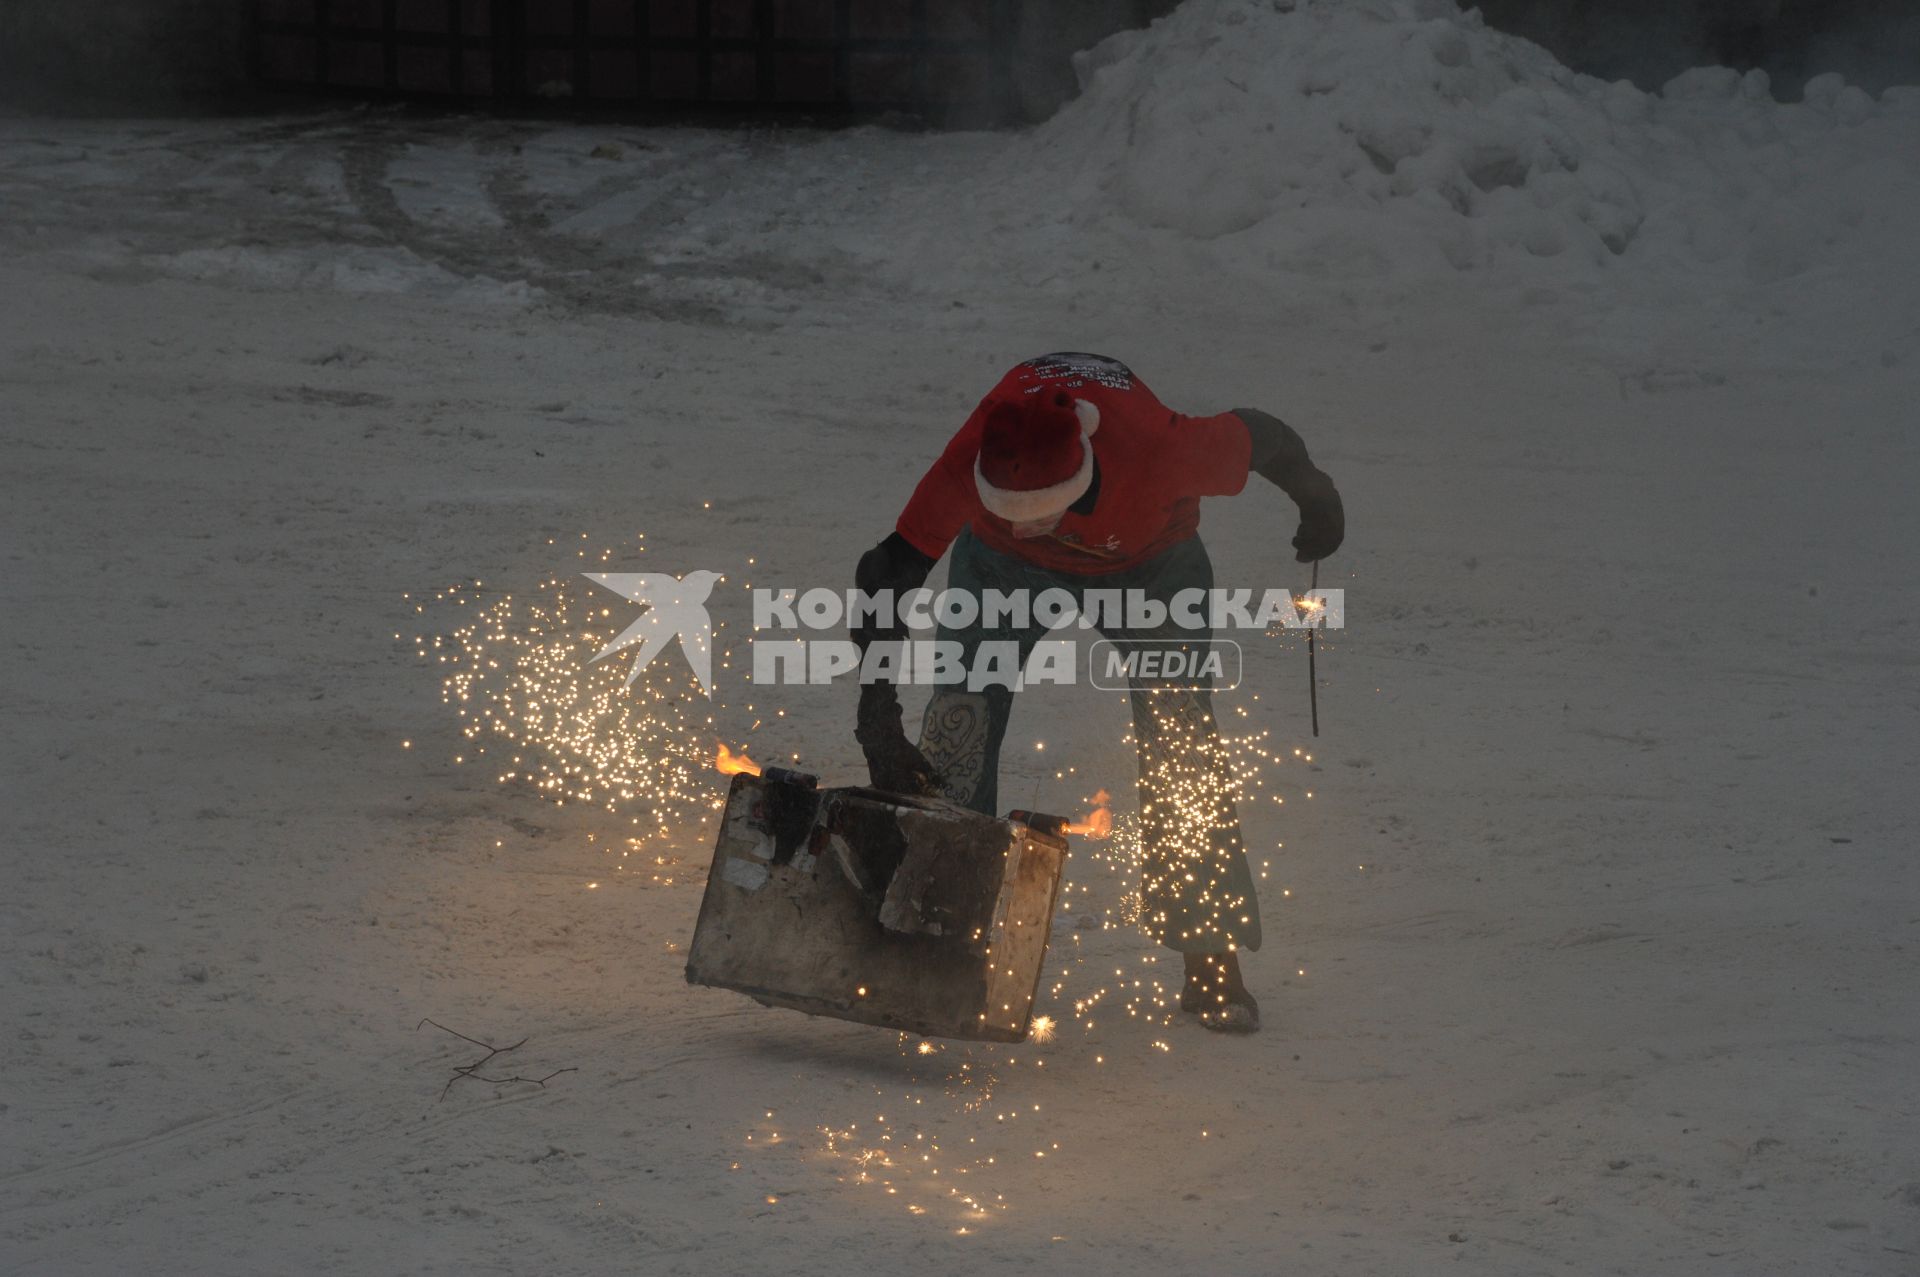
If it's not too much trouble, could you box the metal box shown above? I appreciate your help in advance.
[685,773,1068,1042]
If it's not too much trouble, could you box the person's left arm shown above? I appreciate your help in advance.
[1233,407,1344,563]
[1165,406,1345,562]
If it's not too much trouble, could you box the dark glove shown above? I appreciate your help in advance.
[1288,467,1344,563]
[856,679,942,796]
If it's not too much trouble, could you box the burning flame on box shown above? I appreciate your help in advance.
[716,742,762,777]
[718,741,1107,840]
[1066,789,1113,839]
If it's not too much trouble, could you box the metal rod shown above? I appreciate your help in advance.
[1308,559,1319,737]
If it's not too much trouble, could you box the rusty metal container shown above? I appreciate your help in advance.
[685,773,1068,1041]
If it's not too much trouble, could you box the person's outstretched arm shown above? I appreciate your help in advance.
[1234,407,1345,562]
[850,532,942,794]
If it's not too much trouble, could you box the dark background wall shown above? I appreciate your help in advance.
[1,0,1916,116]
[0,0,250,113]
[1473,0,1920,97]
[1010,0,1920,119]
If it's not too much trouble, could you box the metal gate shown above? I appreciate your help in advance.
[251,0,1017,122]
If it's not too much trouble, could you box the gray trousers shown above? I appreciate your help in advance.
[916,530,1263,954]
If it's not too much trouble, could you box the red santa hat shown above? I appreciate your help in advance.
[973,389,1101,523]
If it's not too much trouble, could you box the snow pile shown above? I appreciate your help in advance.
[7,0,1913,338]
[1031,0,1920,286]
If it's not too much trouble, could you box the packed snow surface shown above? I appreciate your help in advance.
[3,1,1917,1273]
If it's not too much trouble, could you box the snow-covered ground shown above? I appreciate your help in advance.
[3,1,1917,1272]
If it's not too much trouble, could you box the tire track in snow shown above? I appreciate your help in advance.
[337,120,734,324]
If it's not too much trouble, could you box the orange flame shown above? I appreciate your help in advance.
[1066,788,1113,838]
[715,742,762,777]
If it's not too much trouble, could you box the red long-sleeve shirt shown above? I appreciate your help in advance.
[895,354,1252,574]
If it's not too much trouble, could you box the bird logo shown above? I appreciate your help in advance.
[582,569,722,698]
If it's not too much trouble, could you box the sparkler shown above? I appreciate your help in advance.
[1307,559,1320,737]
[411,536,1326,1228]
[407,534,776,847]
[804,693,1322,1227]
[1041,692,1318,1027]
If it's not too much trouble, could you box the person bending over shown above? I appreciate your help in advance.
[851,352,1343,1033]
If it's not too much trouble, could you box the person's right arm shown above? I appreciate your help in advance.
[851,532,941,794]
[849,417,981,793]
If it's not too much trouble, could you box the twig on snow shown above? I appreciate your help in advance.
[417,1017,578,1101]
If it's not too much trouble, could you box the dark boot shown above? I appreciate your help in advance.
[1180,951,1260,1033]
